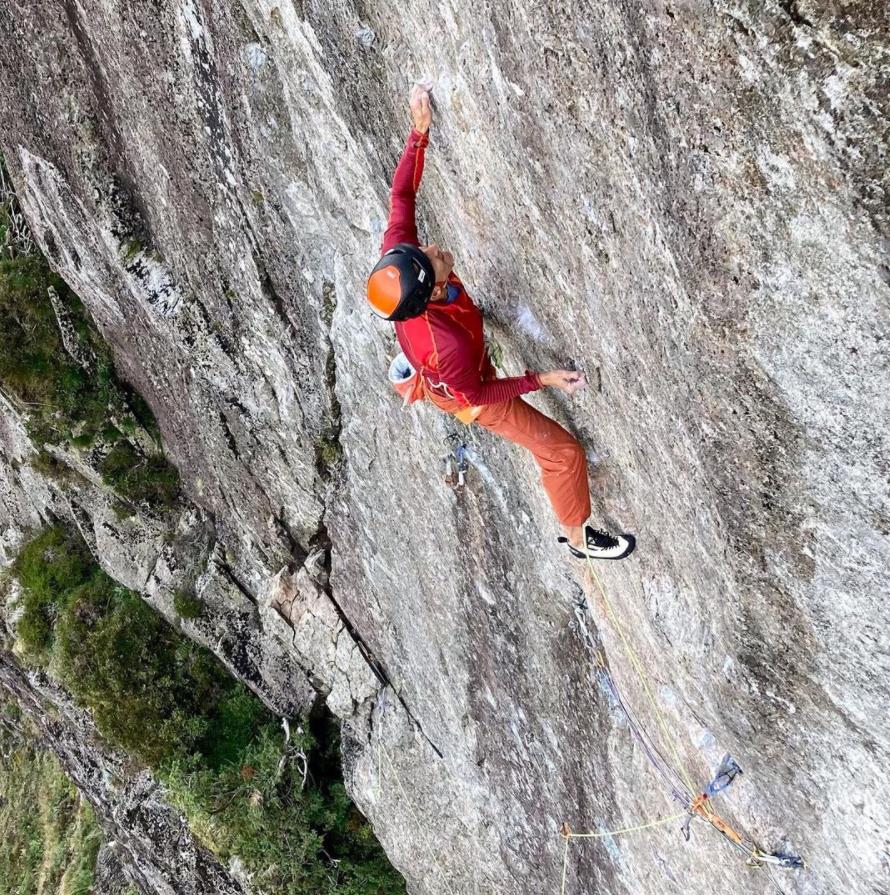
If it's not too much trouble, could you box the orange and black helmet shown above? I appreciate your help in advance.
[367,243,435,321]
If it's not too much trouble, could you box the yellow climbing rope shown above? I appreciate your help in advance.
[561,813,689,840]
[367,535,800,895]
[562,547,806,891]
[583,553,701,801]
[559,812,689,895]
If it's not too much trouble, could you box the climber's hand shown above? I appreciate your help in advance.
[409,83,432,133]
[540,370,587,395]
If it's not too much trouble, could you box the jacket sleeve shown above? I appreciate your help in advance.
[436,335,542,406]
[380,129,429,253]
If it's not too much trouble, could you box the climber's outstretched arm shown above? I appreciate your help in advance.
[380,85,432,253]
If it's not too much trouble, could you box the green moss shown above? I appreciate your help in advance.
[30,451,88,488]
[121,238,143,263]
[99,440,180,508]
[0,153,179,512]
[119,388,162,444]
[0,254,119,449]
[52,575,259,768]
[315,434,342,472]
[173,589,203,620]
[110,499,132,521]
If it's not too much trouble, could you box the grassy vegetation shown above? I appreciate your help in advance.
[173,588,203,620]
[0,153,179,510]
[12,524,406,895]
[99,440,180,508]
[0,702,102,895]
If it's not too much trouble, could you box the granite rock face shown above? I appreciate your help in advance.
[1,2,888,894]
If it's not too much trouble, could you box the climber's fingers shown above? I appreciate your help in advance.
[409,82,433,132]
[558,371,588,395]
[540,370,587,394]
[409,82,427,111]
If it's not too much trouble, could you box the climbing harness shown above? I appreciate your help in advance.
[556,553,805,893]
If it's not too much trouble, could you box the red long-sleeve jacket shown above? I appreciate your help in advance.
[381,129,542,408]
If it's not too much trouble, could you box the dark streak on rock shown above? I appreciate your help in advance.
[255,254,295,334]
[62,0,154,251]
[315,280,343,481]
[217,408,240,460]
[778,0,815,29]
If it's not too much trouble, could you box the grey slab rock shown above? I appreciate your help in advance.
[93,843,140,895]
[0,2,889,895]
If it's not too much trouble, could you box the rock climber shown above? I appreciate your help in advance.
[366,84,634,561]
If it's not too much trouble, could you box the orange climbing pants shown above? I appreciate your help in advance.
[428,389,592,526]
[474,399,591,526]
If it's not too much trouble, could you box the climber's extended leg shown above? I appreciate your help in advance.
[473,397,634,560]
[474,397,589,526]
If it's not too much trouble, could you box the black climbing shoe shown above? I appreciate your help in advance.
[559,525,636,561]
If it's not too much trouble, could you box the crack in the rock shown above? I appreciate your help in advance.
[215,555,259,608]
[273,508,309,566]
[314,279,343,481]
[256,260,294,335]
[777,0,815,29]
[217,408,240,460]
[302,286,442,754]
[309,523,444,760]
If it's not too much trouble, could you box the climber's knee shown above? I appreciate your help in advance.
[566,437,586,470]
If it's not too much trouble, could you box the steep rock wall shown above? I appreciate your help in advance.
[1,2,888,894]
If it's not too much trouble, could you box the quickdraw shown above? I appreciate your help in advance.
[559,565,807,893]
[443,436,470,493]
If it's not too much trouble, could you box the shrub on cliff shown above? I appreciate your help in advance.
[12,524,96,657]
[13,524,262,766]
[12,523,406,895]
[0,255,112,444]
[165,714,405,895]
